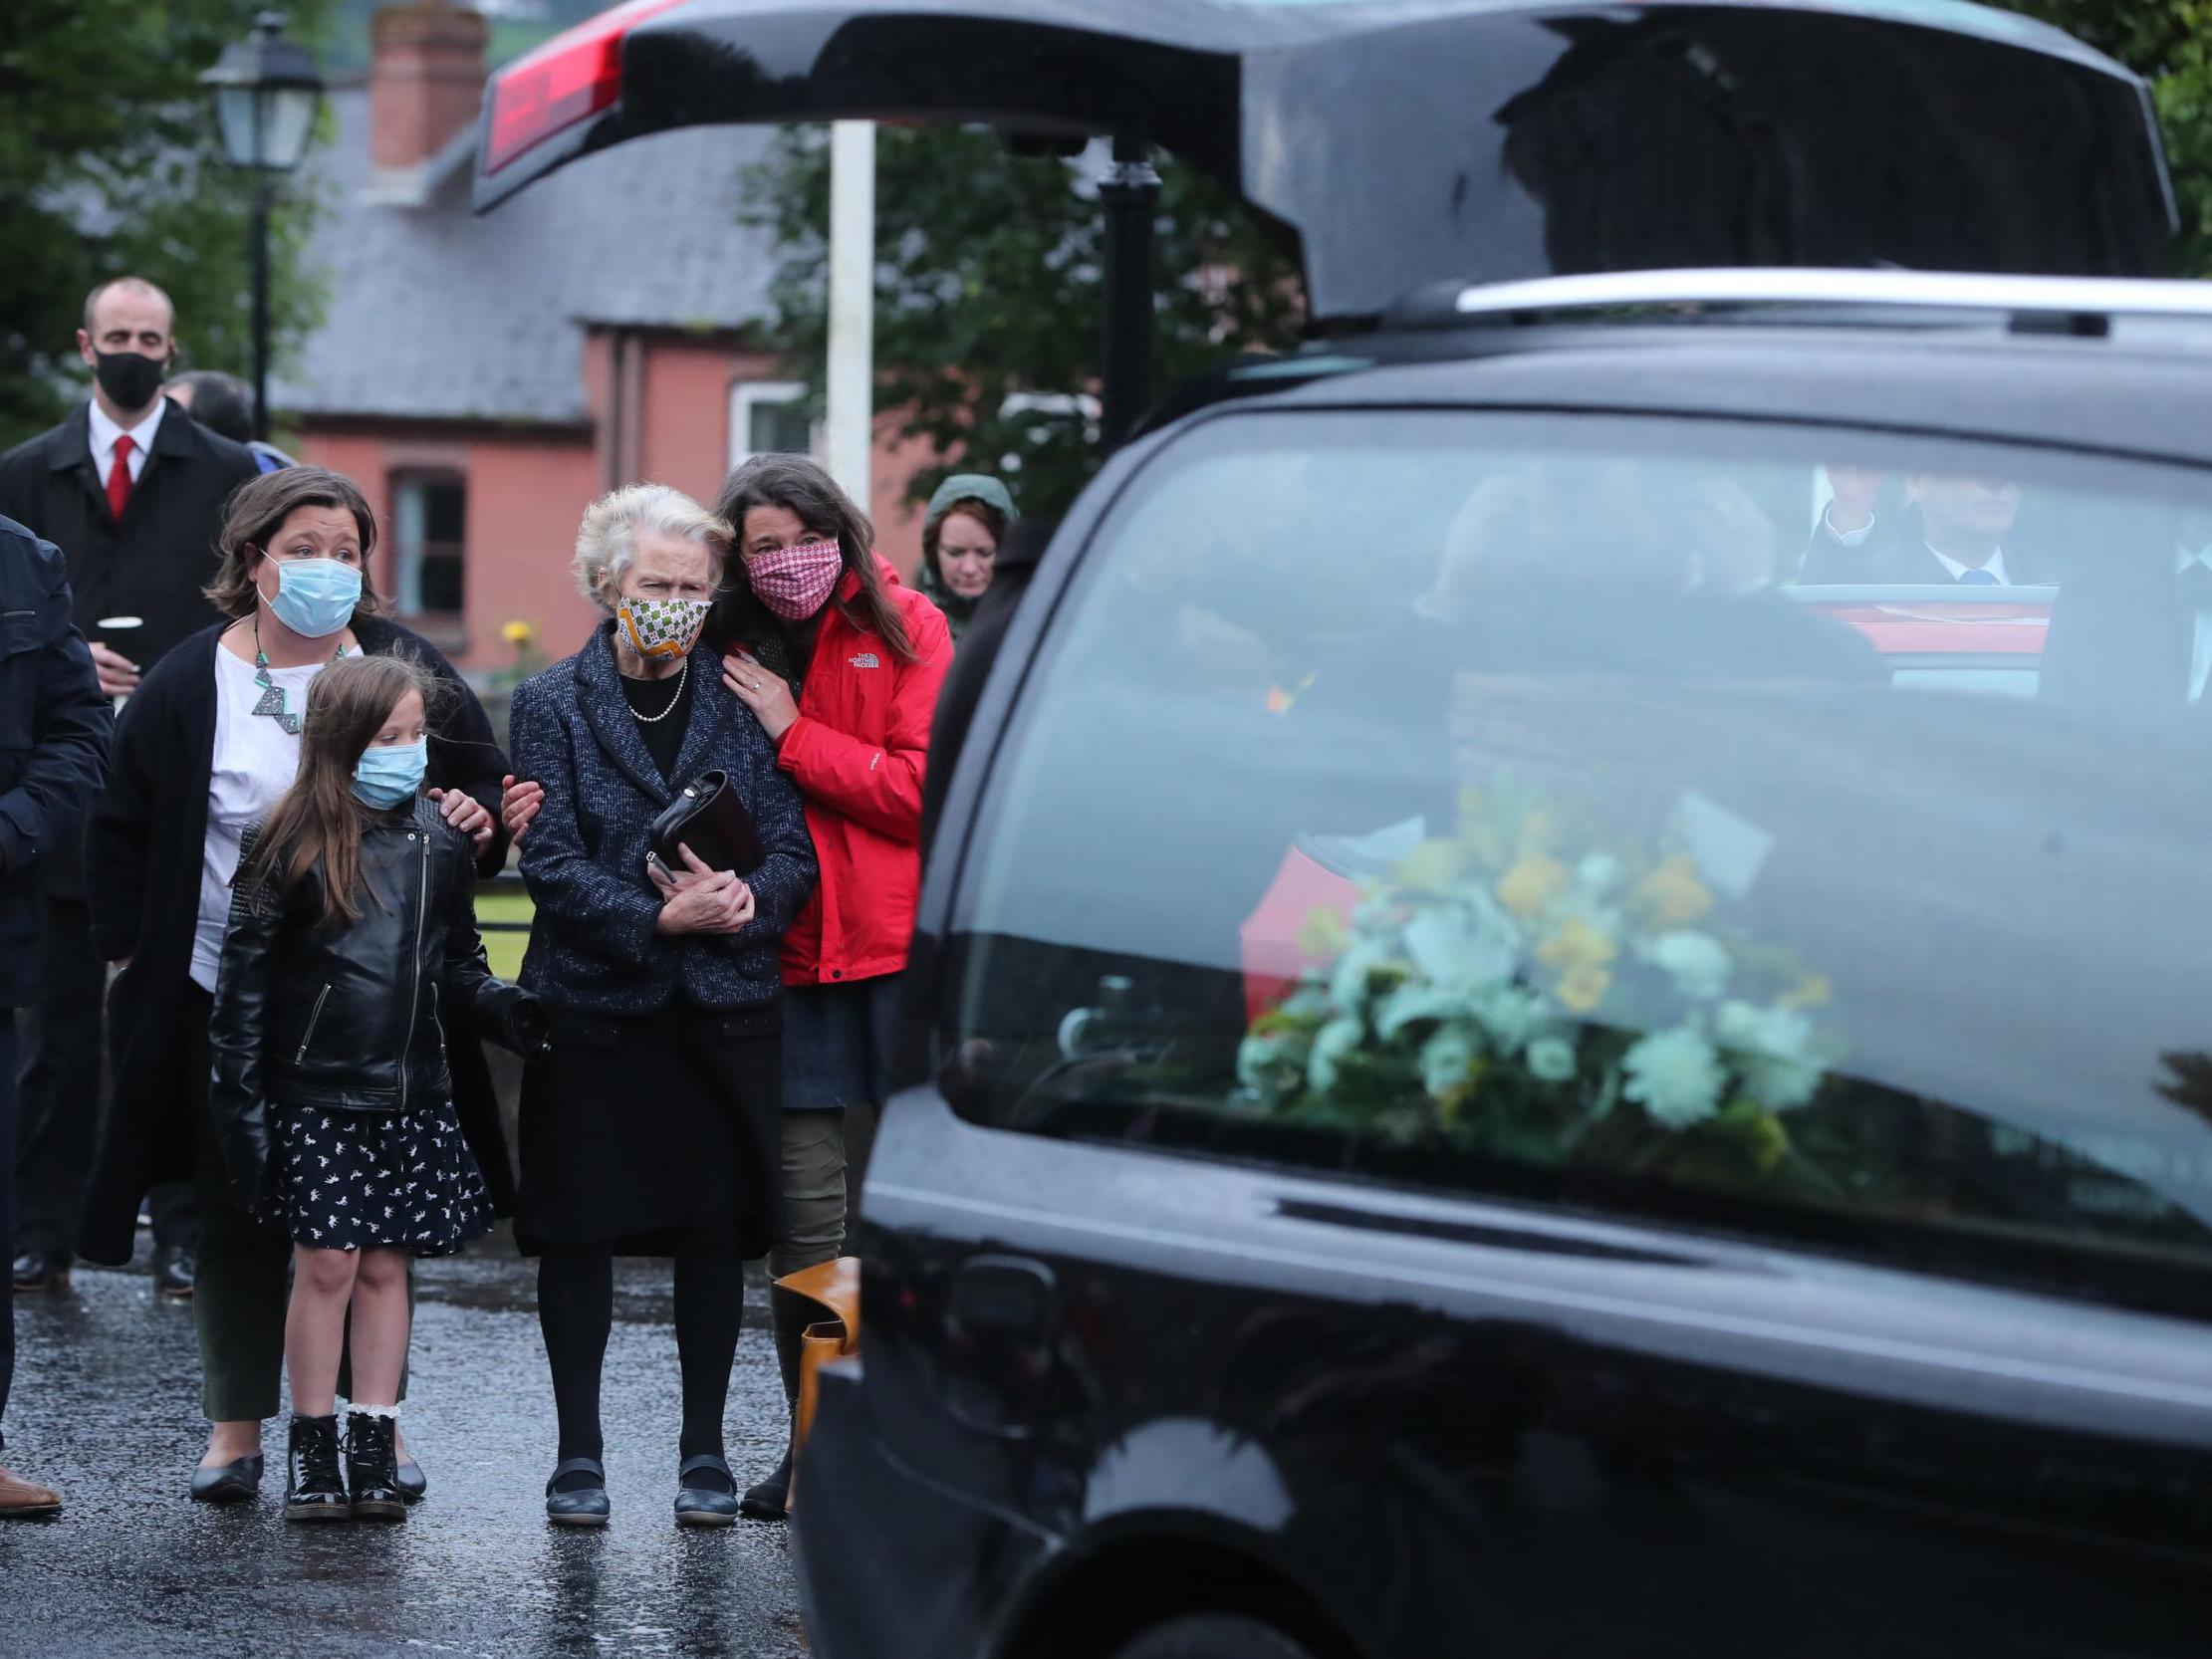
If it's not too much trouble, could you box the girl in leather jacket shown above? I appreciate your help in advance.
[209,654,545,1524]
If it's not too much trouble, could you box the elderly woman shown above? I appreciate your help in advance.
[505,483,816,1528]
[83,465,510,1506]
[914,473,1015,642]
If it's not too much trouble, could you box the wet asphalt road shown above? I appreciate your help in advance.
[0,1239,808,1658]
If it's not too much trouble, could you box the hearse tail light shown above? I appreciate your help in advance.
[483,0,688,176]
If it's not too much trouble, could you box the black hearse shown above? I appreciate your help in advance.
[473,6,2206,1656]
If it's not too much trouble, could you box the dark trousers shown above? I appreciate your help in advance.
[14,898,194,1258]
[175,985,402,1423]
[1,1014,18,1452]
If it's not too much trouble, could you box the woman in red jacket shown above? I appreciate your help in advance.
[711,454,952,1516]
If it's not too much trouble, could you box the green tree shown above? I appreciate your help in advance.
[738,125,1305,520]
[0,0,331,451]
[1993,0,2212,273]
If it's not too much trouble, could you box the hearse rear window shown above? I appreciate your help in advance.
[941,411,2212,1315]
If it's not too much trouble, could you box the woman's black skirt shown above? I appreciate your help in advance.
[514,999,783,1258]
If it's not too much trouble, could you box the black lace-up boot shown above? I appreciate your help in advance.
[281,1415,350,1523]
[344,1411,406,1523]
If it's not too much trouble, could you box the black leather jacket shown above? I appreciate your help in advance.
[208,795,547,1205]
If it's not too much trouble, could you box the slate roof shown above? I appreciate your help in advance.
[279,85,780,423]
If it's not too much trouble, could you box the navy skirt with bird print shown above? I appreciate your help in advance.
[271,1097,494,1255]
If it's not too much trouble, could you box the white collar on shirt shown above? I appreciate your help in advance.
[87,394,165,478]
[1926,542,2010,585]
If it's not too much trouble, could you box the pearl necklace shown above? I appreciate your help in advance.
[622,654,688,723]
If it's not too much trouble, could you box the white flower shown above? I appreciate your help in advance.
[1329,940,1392,1014]
[1622,1028,1726,1128]
[1739,1055,1824,1112]
[1307,1017,1365,1093]
[1577,853,1623,894]
[1470,985,1542,1055]
[1375,983,1470,1041]
[1714,1000,1811,1061]
[1402,907,1515,994]
[1419,1025,1478,1100]
[1642,930,1731,1001]
[1715,1001,1824,1110]
[1527,1034,1578,1082]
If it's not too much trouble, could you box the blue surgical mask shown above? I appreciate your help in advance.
[353,740,427,810]
[265,557,363,638]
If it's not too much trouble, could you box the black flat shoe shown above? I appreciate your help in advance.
[545,1457,609,1527]
[394,1455,426,1504]
[188,1454,264,1505]
[281,1416,351,1523]
[344,1412,406,1524]
[738,1449,791,1522]
[11,1248,70,1294]
[675,1454,740,1528]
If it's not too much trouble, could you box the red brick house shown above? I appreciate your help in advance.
[281,1,924,676]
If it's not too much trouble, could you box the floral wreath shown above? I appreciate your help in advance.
[1236,777,1842,1179]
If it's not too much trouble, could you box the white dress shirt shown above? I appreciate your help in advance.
[87,395,164,486]
[2178,544,2212,704]
[1926,544,2011,585]
[1822,504,1876,547]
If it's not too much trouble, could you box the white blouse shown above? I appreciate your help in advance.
[189,646,330,993]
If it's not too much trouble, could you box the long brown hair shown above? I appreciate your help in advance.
[711,454,917,661]
[203,466,387,620]
[239,653,438,926]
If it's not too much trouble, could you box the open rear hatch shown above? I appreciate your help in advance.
[473,0,2176,322]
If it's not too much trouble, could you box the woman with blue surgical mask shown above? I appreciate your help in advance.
[81,466,516,1510]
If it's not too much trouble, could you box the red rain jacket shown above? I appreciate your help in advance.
[771,560,953,986]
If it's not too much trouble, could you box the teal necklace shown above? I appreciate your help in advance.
[250,613,348,735]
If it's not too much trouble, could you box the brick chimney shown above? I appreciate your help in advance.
[369,1,489,200]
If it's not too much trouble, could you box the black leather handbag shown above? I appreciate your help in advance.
[648,770,766,874]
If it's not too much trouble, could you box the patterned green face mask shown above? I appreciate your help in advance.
[616,594,712,661]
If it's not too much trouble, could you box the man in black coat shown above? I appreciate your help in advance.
[0,276,257,1300]
[0,515,113,1517]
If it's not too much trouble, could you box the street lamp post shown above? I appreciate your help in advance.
[202,11,324,442]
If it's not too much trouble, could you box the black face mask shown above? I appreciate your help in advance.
[93,350,168,412]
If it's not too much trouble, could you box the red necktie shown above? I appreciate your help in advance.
[106,433,134,520]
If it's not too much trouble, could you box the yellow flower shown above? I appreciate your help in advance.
[500,619,536,646]
[1631,854,1713,927]
[1781,973,1832,1010]
[1556,964,1610,1014]
[1394,838,1465,893]
[1495,854,1571,918]
[1297,908,1351,959]
[1535,916,1616,973]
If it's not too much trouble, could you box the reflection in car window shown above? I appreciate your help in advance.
[943,413,2212,1314]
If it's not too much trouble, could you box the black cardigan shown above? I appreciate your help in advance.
[77,614,513,1264]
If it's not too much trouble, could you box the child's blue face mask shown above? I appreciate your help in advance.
[353,740,426,809]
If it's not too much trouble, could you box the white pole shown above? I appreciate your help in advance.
[825,119,876,506]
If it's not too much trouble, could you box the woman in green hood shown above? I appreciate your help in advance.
[917,473,1015,642]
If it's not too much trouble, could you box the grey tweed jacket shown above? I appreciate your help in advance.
[509,621,818,1014]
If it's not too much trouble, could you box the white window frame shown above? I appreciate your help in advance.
[728,379,814,471]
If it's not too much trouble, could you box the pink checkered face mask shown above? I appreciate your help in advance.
[748,539,845,620]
